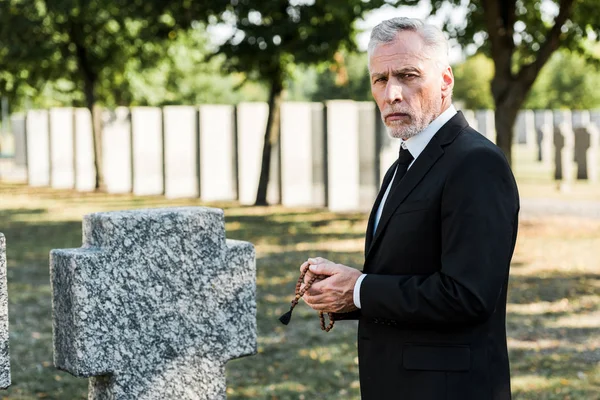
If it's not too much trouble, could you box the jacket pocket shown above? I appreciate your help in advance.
[402,344,470,372]
[392,199,430,215]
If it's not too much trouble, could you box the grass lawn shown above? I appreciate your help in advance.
[0,147,598,399]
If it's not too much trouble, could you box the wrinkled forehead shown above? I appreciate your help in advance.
[368,31,434,72]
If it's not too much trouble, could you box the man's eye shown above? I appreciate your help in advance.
[374,77,387,84]
[402,74,417,79]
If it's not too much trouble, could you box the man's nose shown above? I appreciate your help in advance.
[384,79,403,104]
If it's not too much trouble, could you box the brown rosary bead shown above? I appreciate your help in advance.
[279,262,335,332]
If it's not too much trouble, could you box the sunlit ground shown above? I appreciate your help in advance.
[0,144,598,399]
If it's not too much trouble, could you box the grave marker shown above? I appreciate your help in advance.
[102,108,132,194]
[199,105,237,202]
[49,108,75,189]
[534,110,553,164]
[50,208,256,400]
[554,122,575,184]
[574,125,599,181]
[74,108,96,192]
[164,106,199,199]
[280,102,326,207]
[26,110,50,186]
[0,234,10,389]
[131,107,164,196]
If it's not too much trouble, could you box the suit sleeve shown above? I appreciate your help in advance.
[360,146,519,324]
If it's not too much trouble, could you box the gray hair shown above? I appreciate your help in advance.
[368,17,449,69]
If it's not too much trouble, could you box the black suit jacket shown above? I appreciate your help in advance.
[337,112,519,400]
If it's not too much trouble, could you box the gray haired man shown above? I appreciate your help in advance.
[302,17,518,400]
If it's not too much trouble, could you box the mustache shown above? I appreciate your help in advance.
[383,108,412,119]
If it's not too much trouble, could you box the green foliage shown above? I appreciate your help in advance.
[525,50,600,109]
[452,54,495,109]
[0,0,177,109]
[207,0,402,91]
[123,26,268,106]
[287,51,372,102]
[439,0,600,65]
[451,50,600,110]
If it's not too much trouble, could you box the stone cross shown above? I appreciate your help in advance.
[0,234,10,389]
[574,125,599,182]
[50,208,256,400]
[534,110,553,164]
[554,122,575,184]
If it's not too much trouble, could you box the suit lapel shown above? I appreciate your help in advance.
[365,159,398,255]
[366,111,470,259]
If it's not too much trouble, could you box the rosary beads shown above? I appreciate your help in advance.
[279,263,335,332]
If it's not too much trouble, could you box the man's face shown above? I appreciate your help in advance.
[369,30,453,140]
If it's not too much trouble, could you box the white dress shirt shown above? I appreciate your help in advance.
[353,105,457,309]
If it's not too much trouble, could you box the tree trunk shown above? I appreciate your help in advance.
[491,71,531,166]
[69,19,105,191]
[493,103,519,166]
[83,71,105,191]
[254,76,284,206]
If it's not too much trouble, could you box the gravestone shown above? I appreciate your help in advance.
[553,122,575,184]
[4,113,27,182]
[237,103,279,205]
[10,113,27,167]
[280,102,326,207]
[131,107,164,196]
[591,110,600,129]
[26,110,50,186]
[475,110,496,143]
[462,109,478,130]
[200,105,239,204]
[49,108,75,189]
[0,234,10,389]
[102,107,132,194]
[553,109,572,127]
[515,110,536,148]
[574,125,599,181]
[164,106,199,199]
[572,110,590,130]
[534,110,553,164]
[50,207,256,400]
[74,108,96,192]
[327,101,377,212]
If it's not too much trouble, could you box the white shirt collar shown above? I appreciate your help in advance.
[401,104,457,161]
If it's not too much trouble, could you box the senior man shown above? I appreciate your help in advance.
[302,17,519,400]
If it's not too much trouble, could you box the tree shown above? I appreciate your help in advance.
[124,24,268,106]
[436,0,600,165]
[206,0,401,205]
[0,0,176,190]
[525,49,600,109]
[452,53,495,109]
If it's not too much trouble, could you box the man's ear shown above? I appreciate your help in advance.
[441,66,454,99]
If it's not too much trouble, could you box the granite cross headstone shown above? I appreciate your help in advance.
[554,122,575,184]
[0,233,10,389]
[50,208,256,399]
[534,110,553,164]
[574,124,599,181]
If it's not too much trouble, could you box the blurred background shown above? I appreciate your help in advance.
[0,0,599,399]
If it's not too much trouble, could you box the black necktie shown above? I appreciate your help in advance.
[389,147,414,192]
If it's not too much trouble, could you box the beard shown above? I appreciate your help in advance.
[383,98,441,140]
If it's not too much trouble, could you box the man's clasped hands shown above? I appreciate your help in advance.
[299,257,362,314]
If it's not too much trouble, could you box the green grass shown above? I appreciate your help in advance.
[0,148,599,399]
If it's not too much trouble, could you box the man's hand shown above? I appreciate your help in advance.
[300,257,361,314]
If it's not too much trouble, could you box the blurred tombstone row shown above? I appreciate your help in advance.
[5,104,600,211]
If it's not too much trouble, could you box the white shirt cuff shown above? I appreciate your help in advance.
[353,274,367,309]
